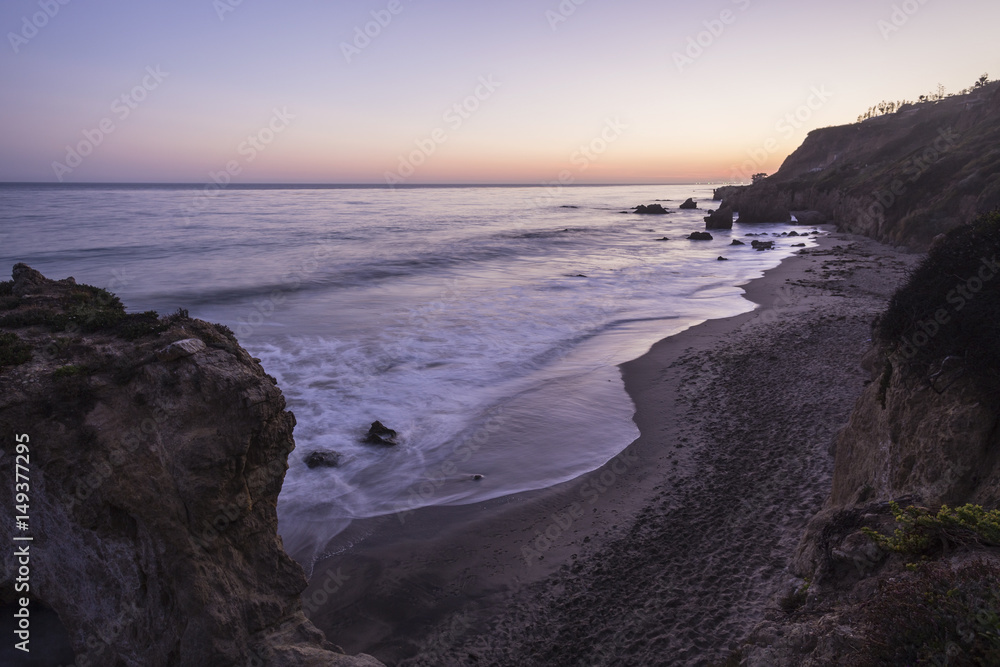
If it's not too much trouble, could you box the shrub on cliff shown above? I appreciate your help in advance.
[862,502,1000,554]
[0,331,31,369]
[854,559,1000,666]
[875,209,1000,395]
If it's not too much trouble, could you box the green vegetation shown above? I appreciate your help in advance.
[53,364,87,378]
[875,209,1000,395]
[115,311,167,341]
[0,331,32,369]
[862,502,1000,555]
[857,74,992,122]
[855,559,1000,666]
[0,284,126,332]
[0,281,169,341]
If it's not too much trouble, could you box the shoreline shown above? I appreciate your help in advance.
[306,229,919,664]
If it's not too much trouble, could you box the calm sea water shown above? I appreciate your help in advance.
[0,183,818,564]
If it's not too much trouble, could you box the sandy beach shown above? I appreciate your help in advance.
[305,230,920,666]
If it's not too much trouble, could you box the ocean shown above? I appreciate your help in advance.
[0,183,818,564]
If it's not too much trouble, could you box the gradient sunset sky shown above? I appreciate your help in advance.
[1,0,996,184]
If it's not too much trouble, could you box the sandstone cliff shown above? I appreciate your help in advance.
[0,265,382,667]
[737,213,1000,664]
[721,81,1000,249]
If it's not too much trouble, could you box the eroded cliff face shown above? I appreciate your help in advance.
[722,81,1000,250]
[0,265,382,667]
[829,349,1000,509]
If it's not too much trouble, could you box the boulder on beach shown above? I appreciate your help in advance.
[365,420,399,446]
[679,198,698,210]
[704,206,734,230]
[305,450,343,468]
[688,232,713,241]
[633,204,670,215]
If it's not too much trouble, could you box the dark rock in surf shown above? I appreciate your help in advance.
[634,204,669,215]
[679,198,698,210]
[365,421,398,446]
[305,451,343,468]
[751,240,775,251]
[704,206,734,230]
[731,239,746,246]
[688,232,714,241]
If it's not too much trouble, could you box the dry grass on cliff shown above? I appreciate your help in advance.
[853,558,1000,666]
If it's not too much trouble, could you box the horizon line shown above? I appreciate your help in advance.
[0,181,746,188]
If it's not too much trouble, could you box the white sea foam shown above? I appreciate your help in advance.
[0,183,820,565]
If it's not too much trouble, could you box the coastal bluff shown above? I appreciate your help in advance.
[738,214,1000,664]
[0,265,382,666]
[718,81,1000,250]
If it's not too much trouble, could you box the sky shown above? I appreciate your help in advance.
[0,0,997,185]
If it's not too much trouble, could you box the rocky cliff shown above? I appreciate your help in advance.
[0,265,382,667]
[737,212,1000,664]
[720,81,1000,250]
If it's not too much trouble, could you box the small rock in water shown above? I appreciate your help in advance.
[717,256,729,261]
[472,474,484,481]
[679,198,697,210]
[364,420,398,446]
[688,232,713,241]
[304,451,342,468]
[633,203,669,215]
[731,239,746,246]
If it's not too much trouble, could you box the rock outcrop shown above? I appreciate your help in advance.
[633,203,669,215]
[687,232,713,241]
[704,206,734,230]
[718,81,1000,249]
[0,265,382,667]
[679,198,698,210]
[737,214,1000,664]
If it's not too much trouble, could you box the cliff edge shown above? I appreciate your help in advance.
[737,212,1000,665]
[0,265,383,666]
[721,81,1000,250]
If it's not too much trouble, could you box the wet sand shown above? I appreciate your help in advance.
[305,230,918,666]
